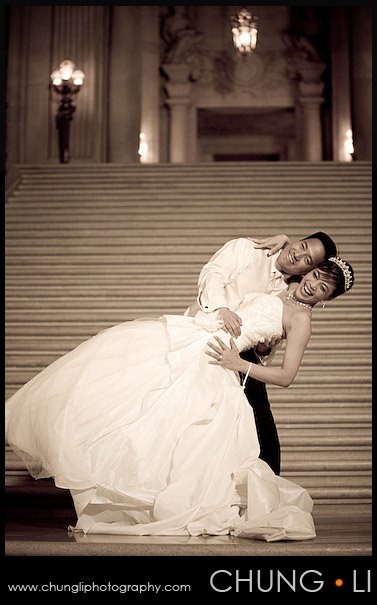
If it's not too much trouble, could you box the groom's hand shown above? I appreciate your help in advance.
[253,234,290,256]
[217,307,242,338]
[256,335,282,356]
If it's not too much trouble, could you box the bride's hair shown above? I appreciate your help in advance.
[316,258,354,299]
[286,274,302,285]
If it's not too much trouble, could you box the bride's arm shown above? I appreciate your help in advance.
[206,314,311,388]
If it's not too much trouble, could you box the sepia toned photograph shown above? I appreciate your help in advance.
[4,3,372,595]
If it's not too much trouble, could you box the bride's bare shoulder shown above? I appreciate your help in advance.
[283,307,312,338]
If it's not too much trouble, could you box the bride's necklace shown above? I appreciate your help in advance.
[286,291,313,312]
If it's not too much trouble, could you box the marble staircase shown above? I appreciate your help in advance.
[5,163,372,550]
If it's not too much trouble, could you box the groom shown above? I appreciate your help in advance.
[184,231,338,475]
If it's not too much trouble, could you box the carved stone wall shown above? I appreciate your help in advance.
[5,4,110,182]
[4,4,371,180]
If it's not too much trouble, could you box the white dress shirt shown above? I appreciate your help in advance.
[185,237,287,316]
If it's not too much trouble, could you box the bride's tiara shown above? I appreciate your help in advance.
[328,256,353,291]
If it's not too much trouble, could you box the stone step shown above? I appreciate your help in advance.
[5,322,370,338]
[275,414,371,425]
[5,162,371,507]
[3,289,369,302]
[5,457,371,482]
[5,210,372,224]
[4,318,372,337]
[6,380,369,404]
[281,457,371,470]
[4,287,370,302]
[4,384,371,407]
[4,365,371,382]
[246,383,373,398]
[284,480,372,502]
[4,276,370,291]
[281,448,371,462]
[4,358,371,378]
[12,172,373,182]
[4,298,371,316]
[278,427,371,440]
[4,246,372,263]
[4,297,370,312]
[9,193,372,205]
[10,346,363,360]
[8,453,371,477]
[4,227,373,241]
[7,207,371,219]
[15,164,371,179]
[9,191,371,200]
[17,166,371,175]
[272,400,371,409]
[5,225,371,237]
[16,172,371,184]
[5,351,371,369]
[2,271,361,286]
[4,281,371,297]
[6,440,371,470]
[5,231,372,252]
[281,435,371,446]
[5,261,371,280]
[15,173,372,184]
[4,333,371,349]
[5,256,368,273]
[4,471,371,502]
[18,172,371,181]
[4,241,373,262]
[288,472,372,485]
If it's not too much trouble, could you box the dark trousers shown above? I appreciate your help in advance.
[240,348,281,475]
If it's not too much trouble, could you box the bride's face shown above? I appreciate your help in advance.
[294,268,336,305]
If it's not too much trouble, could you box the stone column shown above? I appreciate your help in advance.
[6,6,52,174]
[162,63,192,163]
[296,61,326,161]
[330,8,353,162]
[139,6,160,163]
[350,6,371,161]
[108,6,141,163]
[298,98,324,160]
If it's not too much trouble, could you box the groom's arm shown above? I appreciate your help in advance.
[184,234,290,321]
[197,238,257,312]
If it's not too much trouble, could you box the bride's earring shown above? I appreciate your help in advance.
[322,301,326,309]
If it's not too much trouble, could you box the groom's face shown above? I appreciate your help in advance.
[277,238,326,275]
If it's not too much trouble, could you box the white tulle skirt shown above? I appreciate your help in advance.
[5,315,315,541]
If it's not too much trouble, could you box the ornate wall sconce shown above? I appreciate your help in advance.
[231,7,258,55]
[50,59,85,163]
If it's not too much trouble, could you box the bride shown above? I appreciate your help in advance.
[5,257,354,541]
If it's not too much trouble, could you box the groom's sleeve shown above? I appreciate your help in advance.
[256,342,282,366]
[197,238,256,312]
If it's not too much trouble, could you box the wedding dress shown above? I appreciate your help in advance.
[5,293,315,541]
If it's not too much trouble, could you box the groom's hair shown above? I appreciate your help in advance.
[303,231,337,259]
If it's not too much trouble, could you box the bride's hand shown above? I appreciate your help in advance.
[206,336,242,371]
[253,234,290,256]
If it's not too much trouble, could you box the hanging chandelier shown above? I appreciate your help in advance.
[231,7,258,55]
